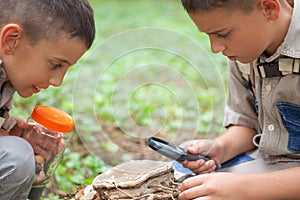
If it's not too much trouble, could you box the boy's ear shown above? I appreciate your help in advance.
[0,24,24,55]
[259,0,280,20]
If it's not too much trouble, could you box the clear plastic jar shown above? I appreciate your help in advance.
[28,105,75,187]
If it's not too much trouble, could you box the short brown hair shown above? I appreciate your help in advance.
[0,0,95,49]
[181,0,258,14]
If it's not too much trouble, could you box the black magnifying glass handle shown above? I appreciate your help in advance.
[147,137,221,170]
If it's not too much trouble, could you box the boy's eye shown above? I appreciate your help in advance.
[217,32,231,39]
[50,62,63,70]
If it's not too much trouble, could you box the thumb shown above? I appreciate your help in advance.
[9,116,28,137]
[13,116,28,128]
[186,142,203,154]
[0,129,9,136]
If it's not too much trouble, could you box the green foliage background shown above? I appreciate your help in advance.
[11,0,228,199]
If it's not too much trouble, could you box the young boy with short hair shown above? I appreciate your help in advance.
[179,0,300,199]
[0,0,95,199]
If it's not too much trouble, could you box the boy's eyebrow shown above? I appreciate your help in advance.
[206,28,227,35]
[54,57,73,66]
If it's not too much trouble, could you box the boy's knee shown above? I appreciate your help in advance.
[0,136,35,183]
[0,136,35,199]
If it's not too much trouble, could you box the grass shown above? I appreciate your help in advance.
[11,0,228,199]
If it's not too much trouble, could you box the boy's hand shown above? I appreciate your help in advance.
[10,117,65,160]
[0,129,9,136]
[8,116,28,136]
[181,139,222,174]
[22,125,65,161]
[0,116,25,136]
[179,172,245,200]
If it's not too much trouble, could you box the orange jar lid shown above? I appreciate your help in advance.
[31,105,74,133]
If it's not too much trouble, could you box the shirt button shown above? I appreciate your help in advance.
[268,124,275,131]
[265,85,272,91]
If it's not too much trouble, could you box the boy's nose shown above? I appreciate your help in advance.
[209,37,225,54]
[49,75,64,87]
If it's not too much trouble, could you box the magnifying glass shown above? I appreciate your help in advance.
[147,137,221,170]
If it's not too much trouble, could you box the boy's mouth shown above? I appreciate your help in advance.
[227,56,237,61]
[32,85,41,93]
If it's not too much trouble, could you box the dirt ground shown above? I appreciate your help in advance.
[45,123,217,199]
[74,124,196,166]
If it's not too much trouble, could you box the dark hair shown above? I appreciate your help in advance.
[181,0,258,14]
[286,0,294,7]
[0,0,95,49]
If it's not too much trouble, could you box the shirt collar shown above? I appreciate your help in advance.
[262,0,299,62]
[0,60,9,80]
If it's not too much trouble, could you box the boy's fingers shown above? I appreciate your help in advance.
[187,143,202,154]
[182,159,205,170]
[180,175,205,192]
[192,160,216,174]
[33,145,52,161]
[12,116,28,128]
[0,129,8,136]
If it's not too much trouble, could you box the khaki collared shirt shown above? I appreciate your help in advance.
[0,62,15,111]
[223,0,300,163]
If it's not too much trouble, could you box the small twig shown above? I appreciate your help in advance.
[170,178,181,186]
[148,184,174,192]
[113,182,135,199]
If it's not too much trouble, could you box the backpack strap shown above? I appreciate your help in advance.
[0,108,16,132]
[255,57,300,78]
[236,61,256,97]
[237,57,300,97]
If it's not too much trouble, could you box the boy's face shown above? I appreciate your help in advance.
[3,35,87,98]
[188,7,276,63]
